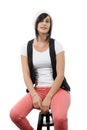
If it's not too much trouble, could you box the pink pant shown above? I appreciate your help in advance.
[10,87,71,130]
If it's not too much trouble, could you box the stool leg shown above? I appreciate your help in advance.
[37,112,43,130]
[46,113,50,130]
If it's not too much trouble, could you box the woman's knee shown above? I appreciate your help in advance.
[53,112,67,123]
[9,108,21,122]
[53,115,68,130]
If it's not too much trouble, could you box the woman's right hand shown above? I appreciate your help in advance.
[32,94,42,109]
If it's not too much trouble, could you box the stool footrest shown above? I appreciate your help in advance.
[37,111,54,130]
[42,121,54,126]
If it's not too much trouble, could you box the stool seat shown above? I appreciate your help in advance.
[37,111,54,130]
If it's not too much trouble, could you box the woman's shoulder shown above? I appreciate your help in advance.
[20,38,34,56]
[54,39,64,54]
[20,42,27,56]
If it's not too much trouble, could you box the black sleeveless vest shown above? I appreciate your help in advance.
[27,38,70,92]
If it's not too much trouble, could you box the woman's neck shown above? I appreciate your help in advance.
[33,35,49,51]
[36,35,48,43]
[35,39,48,47]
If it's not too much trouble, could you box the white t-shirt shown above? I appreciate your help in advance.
[21,39,64,87]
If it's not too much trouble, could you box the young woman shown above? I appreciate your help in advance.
[10,12,71,130]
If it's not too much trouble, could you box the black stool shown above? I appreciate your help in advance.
[37,111,54,130]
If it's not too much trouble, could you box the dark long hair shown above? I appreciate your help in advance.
[35,13,52,40]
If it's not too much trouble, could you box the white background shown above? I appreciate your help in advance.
[0,0,87,130]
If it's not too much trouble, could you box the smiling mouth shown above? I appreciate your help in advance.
[41,27,47,30]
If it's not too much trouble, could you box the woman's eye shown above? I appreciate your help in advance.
[46,20,50,23]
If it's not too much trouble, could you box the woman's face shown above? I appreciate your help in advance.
[37,16,51,35]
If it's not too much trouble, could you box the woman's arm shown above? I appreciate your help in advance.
[21,55,37,97]
[46,51,65,98]
[21,55,42,109]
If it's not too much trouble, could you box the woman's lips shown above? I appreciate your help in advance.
[40,27,47,30]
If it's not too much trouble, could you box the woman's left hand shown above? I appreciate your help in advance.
[41,96,51,114]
